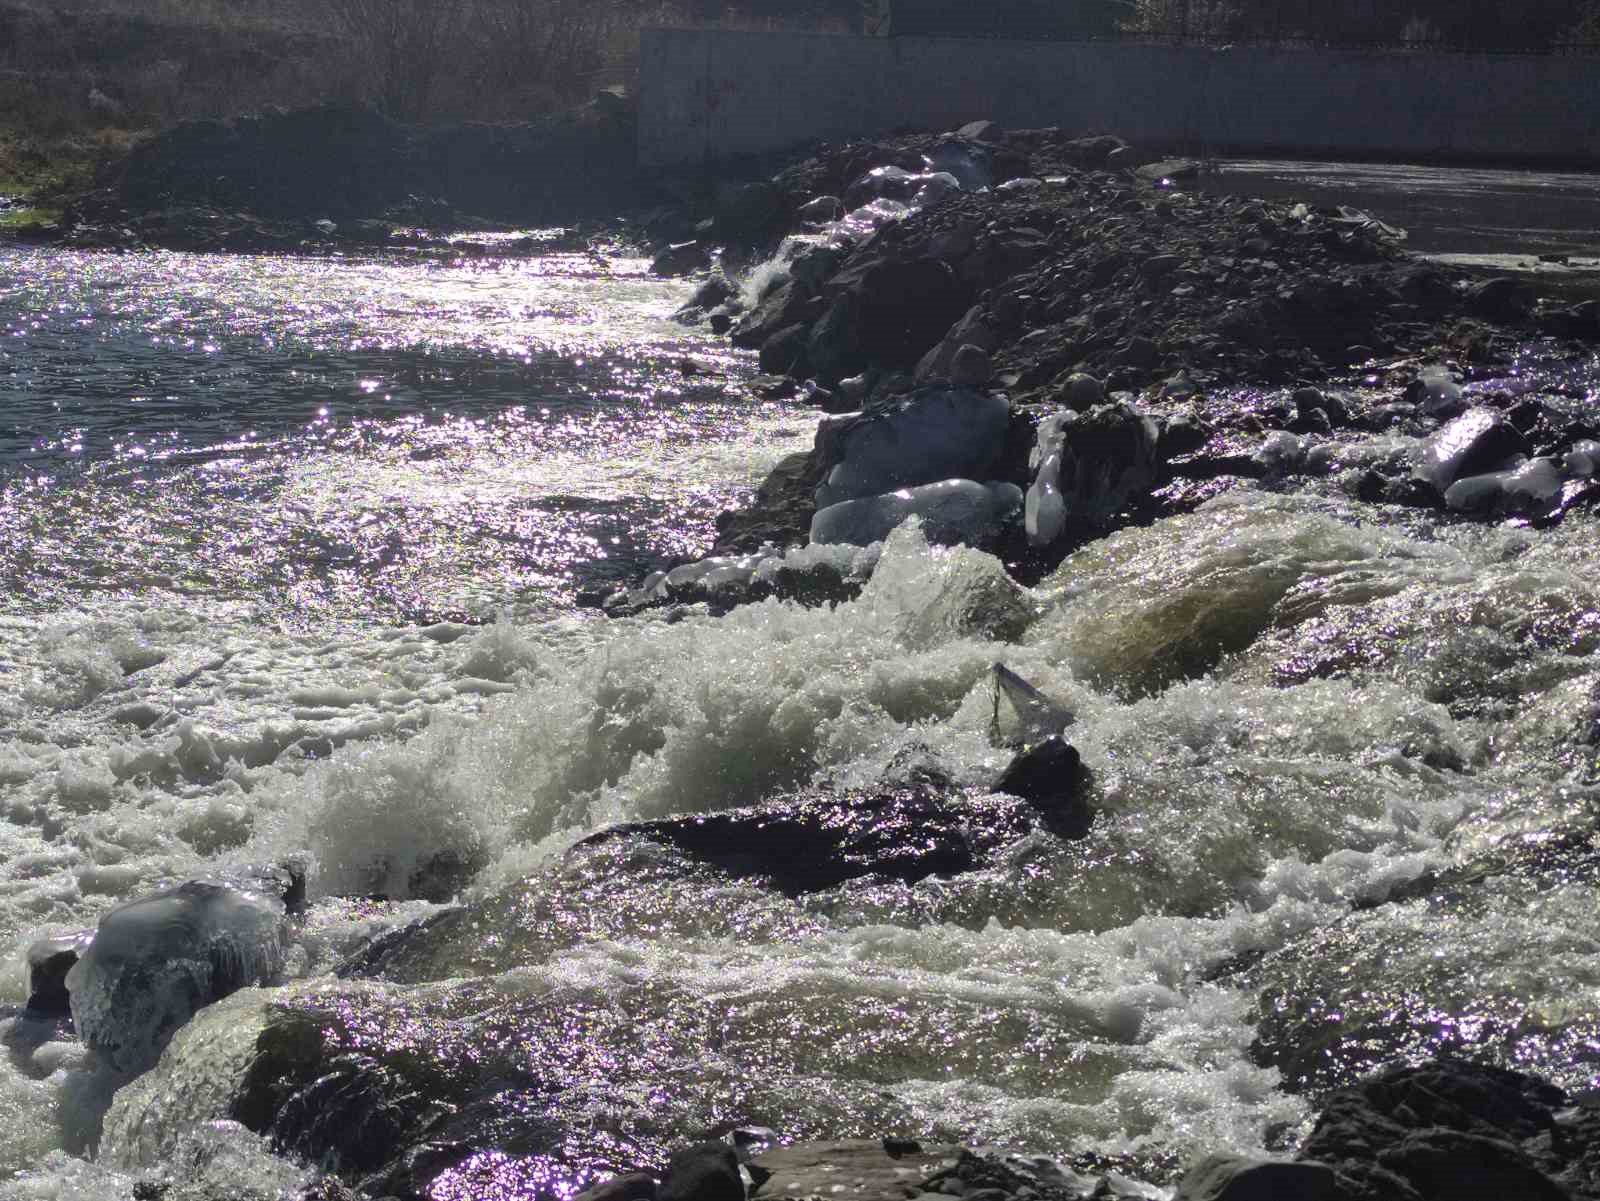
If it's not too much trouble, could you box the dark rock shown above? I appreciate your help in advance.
[1026,402,1163,547]
[1174,1155,1346,1201]
[730,280,821,351]
[1296,1062,1575,1201]
[660,1142,743,1201]
[1411,407,1531,496]
[580,785,1043,897]
[575,1173,659,1201]
[1465,277,1536,321]
[813,256,970,380]
[759,324,811,376]
[653,242,711,278]
[797,195,845,225]
[949,344,994,388]
[25,932,92,1016]
[992,737,1092,838]
[915,305,999,384]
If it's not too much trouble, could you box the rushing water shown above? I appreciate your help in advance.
[0,193,1598,1200]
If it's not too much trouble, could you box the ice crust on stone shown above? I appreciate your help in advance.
[815,388,1012,509]
[810,480,1023,547]
[1025,412,1072,547]
[64,869,295,1074]
[1445,455,1564,512]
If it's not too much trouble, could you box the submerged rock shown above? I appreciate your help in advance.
[992,737,1093,839]
[660,1142,744,1201]
[581,785,1042,897]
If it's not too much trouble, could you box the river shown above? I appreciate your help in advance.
[0,160,1597,1199]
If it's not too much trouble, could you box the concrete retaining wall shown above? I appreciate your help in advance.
[638,28,1600,167]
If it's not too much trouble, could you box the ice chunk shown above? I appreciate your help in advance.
[810,479,1021,547]
[990,664,1075,745]
[65,864,302,1074]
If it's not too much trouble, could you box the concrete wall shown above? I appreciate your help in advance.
[638,28,1600,167]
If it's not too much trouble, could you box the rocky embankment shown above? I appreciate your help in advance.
[601,123,1600,617]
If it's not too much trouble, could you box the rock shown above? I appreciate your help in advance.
[581,785,1041,896]
[810,479,1022,548]
[1466,276,1535,321]
[1411,407,1531,496]
[25,931,94,1016]
[955,120,1005,143]
[660,1142,744,1201]
[992,737,1092,838]
[653,241,711,277]
[1405,365,1466,417]
[915,305,1000,384]
[752,1141,962,1201]
[1061,373,1106,411]
[811,256,971,380]
[814,387,1012,508]
[575,1173,658,1201]
[1025,403,1162,547]
[1174,1155,1345,1201]
[730,281,822,350]
[66,861,305,1073]
[949,344,994,388]
[797,195,845,225]
[1444,456,1563,515]
[1295,1062,1575,1201]
[759,323,811,375]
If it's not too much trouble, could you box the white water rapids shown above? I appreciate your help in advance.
[0,233,1597,1201]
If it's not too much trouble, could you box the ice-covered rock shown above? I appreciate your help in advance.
[1412,406,1530,496]
[1025,403,1162,548]
[810,479,1022,548]
[1444,456,1564,514]
[1565,439,1600,478]
[65,862,304,1074]
[814,387,1012,509]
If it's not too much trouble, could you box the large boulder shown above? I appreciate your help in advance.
[814,387,1012,508]
[809,256,971,381]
